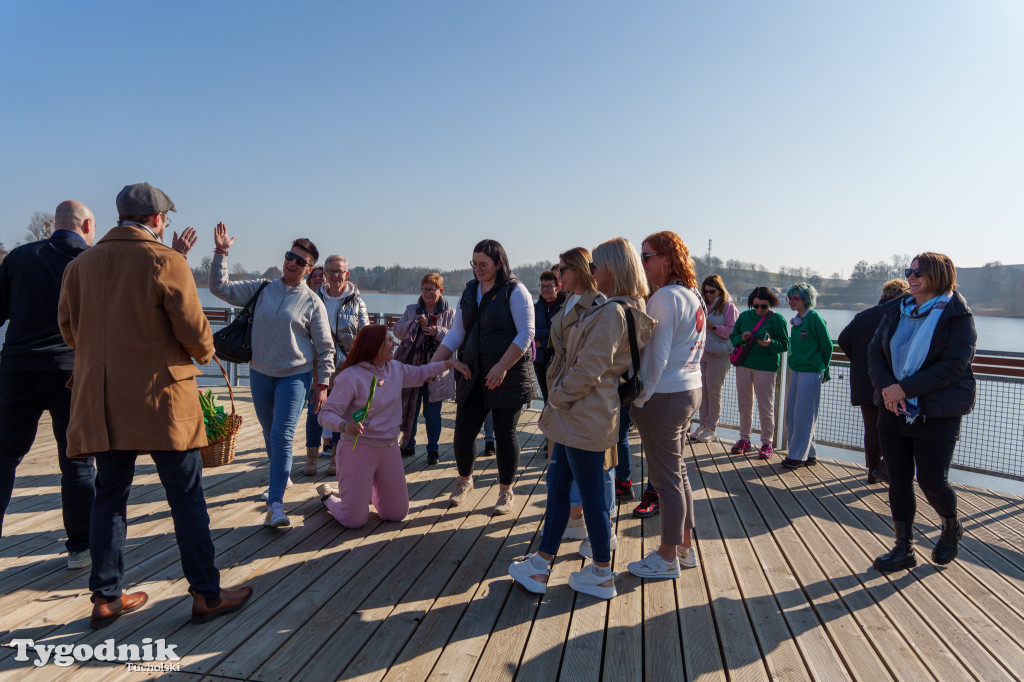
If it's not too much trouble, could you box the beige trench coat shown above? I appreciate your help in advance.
[58,226,214,457]
[540,296,655,454]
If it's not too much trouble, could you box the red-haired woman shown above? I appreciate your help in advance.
[628,231,706,579]
[317,325,469,528]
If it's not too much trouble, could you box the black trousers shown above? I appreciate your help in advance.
[0,370,95,552]
[860,403,884,472]
[534,361,549,404]
[879,428,957,523]
[453,381,522,485]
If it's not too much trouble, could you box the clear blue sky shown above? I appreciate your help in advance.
[2,0,1022,277]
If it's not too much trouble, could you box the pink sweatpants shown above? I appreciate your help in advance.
[323,440,409,528]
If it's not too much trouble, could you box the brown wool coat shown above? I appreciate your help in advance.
[58,226,214,457]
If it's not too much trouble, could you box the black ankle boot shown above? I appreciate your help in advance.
[931,516,963,565]
[874,520,917,572]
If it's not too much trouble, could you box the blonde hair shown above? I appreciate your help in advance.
[881,278,909,301]
[559,247,598,293]
[421,272,444,290]
[592,238,649,298]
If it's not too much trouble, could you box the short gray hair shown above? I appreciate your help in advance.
[325,255,349,272]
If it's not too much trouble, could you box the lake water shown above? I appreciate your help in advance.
[197,289,1024,353]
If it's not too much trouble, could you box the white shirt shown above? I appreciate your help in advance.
[634,284,705,407]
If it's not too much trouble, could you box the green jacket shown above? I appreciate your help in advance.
[788,309,832,381]
[729,309,789,372]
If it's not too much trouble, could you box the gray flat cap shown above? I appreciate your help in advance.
[116,182,176,216]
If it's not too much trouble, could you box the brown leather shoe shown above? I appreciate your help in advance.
[89,591,149,629]
[190,585,254,624]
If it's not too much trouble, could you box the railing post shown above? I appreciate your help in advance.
[775,352,788,450]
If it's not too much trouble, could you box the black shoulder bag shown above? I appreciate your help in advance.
[610,300,643,405]
[213,281,271,364]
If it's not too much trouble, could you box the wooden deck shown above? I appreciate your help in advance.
[3,388,1024,681]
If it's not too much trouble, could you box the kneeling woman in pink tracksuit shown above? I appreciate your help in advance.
[317,324,470,527]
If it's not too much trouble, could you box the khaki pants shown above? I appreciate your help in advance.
[698,352,732,432]
[735,366,777,445]
[629,389,700,546]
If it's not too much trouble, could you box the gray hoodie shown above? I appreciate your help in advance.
[209,253,334,379]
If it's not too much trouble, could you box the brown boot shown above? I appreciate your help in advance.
[89,591,149,629]
[191,585,254,624]
[327,442,337,476]
[303,446,318,476]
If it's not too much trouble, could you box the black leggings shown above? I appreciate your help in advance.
[453,381,522,485]
[879,429,957,522]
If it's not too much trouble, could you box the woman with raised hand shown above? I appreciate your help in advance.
[728,286,790,459]
[316,325,469,528]
[690,274,739,443]
[780,282,833,469]
[393,273,456,465]
[509,238,654,601]
[869,253,976,572]
[429,240,535,515]
[626,231,705,579]
[209,224,334,529]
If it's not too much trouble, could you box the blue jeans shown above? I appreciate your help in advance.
[785,370,822,462]
[304,387,339,448]
[482,412,494,442]
[569,468,615,514]
[540,443,612,563]
[0,370,95,552]
[407,386,443,451]
[90,449,219,601]
[251,369,312,505]
[613,404,633,481]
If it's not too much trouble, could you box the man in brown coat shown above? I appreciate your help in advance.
[58,182,252,629]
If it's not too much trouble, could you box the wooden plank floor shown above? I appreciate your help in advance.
[3,387,1024,681]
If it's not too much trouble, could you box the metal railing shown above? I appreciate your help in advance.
[716,344,1024,481]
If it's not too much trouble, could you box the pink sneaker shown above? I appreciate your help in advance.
[731,439,754,455]
[758,443,774,459]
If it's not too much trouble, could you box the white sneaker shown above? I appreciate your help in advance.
[508,554,551,594]
[260,478,294,502]
[693,429,717,443]
[568,562,617,600]
[686,427,703,441]
[628,550,680,579]
[264,502,290,528]
[67,551,91,569]
[579,533,618,559]
[679,546,699,569]
[563,514,588,540]
[320,447,334,458]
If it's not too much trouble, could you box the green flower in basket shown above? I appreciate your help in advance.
[351,375,379,449]
[199,389,229,442]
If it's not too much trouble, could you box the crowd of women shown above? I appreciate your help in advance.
[207,224,976,600]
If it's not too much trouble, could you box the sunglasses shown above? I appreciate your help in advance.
[641,252,659,264]
[284,251,311,267]
[905,268,923,278]
[703,288,717,295]
[752,304,770,310]
[557,265,573,275]
[588,263,598,275]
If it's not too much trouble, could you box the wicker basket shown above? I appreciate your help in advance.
[200,357,242,468]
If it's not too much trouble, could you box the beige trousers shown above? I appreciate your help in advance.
[735,366,777,445]
[698,352,732,432]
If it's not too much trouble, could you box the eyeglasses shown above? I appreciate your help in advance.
[557,265,574,275]
[470,261,492,270]
[163,213,172,229]
[752,304,770,310]
[284,251,310,266]
[640,252,659,264]
[904,268,923,278]
[421,287,438,294]
[539,284,557,290]
[326,268,346,276]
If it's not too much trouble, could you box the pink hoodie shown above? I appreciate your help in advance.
[318,360,449,447]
